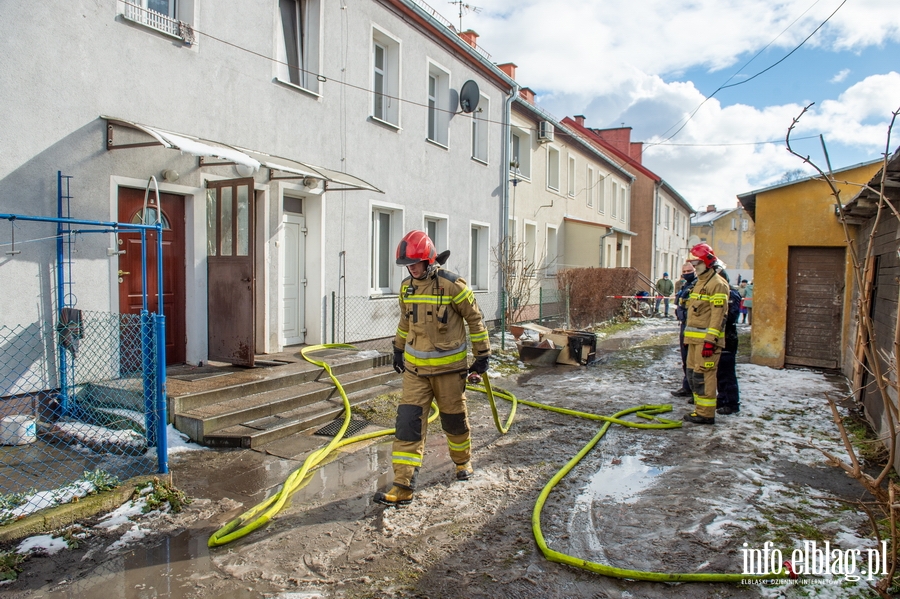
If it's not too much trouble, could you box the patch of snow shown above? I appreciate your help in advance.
[95,496,148,530]
[162,424,207,455]
[355,350,381,359]
[106,522,151,552]
[0,480,96,522]
[17,534,68,555]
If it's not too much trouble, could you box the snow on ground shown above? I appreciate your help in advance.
[162,423,207,455]
[16,535,68,556]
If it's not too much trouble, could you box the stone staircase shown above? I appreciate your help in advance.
[169,349,398,449]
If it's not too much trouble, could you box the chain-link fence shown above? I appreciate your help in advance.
[0,310,165,521]
[328,290,504,352]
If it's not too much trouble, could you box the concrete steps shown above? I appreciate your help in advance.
[170,349,398,449]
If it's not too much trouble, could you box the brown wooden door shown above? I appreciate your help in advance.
[117,187,186,366]
[206,178,255,367]
[785,246,845,369]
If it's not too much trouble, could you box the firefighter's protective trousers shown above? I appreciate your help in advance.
[390,268,490,489]
[683,269,729,418]
[391,370,470,489]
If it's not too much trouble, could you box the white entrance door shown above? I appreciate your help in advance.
[282,213,306,346]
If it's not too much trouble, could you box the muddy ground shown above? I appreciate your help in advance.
[2,320,873,599]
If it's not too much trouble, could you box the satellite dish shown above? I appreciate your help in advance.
[459,80,480,113]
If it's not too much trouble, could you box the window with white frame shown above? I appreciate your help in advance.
[372,27,400,126]
[545,226,558,275]
[524,222,537,275]
[611,182,618,218]
[586,167,594,208]
[742,218,749,232]
[620,187,626,222]
[567,155,576,197]
[470,224,490,290]
[597,174,605,213]
[423,215,448,253]
[510,128,531,179]
[665,206,670,229]
[471,94,489,163]
[427,61,450,146]
[371,205,402,294]
[547,146,560,191]
[122,0,193,41]
[276,0,322,94]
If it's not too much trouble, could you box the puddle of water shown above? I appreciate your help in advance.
[577,455,667,505]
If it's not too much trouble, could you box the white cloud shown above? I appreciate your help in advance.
[830,68,850,83]
[465,0,900,208]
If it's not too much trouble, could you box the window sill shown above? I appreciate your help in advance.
[471,156,488,166]
[509,171,531,182]
[425,138,449,151]
[547,186,561,194]
[274,78,321,99]
[369,293,399,300]
[368,116,401,131]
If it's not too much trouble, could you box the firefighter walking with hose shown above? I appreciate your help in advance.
[373,230,491,506]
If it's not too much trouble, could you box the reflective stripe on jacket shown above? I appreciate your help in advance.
[684,269,730,347]
[393,268,490,376]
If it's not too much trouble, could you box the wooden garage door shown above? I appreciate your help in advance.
[785,247,845,369]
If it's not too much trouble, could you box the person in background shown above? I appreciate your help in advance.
[682,243,730,425]
[742,282,753,325]
[655,272,675,318]
[671,262,697,398]
[715,269,742,415]
[373,230,490,507]
[738,280,749,324]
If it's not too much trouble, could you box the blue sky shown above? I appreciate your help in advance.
[463,0,900,209]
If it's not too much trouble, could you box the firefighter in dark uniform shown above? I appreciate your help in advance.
[373,231,491,506]
[682,243,729,425]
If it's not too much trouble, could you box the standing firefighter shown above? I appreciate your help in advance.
[682,243,730,425]
[373,230,491,507]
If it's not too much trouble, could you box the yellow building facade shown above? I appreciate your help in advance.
[737,161,882,369]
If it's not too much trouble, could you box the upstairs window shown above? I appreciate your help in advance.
[372,27,400,126]
[471,94,490,163]
[510,128,531,179]
[276,0,322,94]
[427,61,450,146]
[611,182,618,218]
[121,0,194,42]
[586,167,594,208]
[546,146,560,192]
[597,174,605,213]
[567,155,576,197]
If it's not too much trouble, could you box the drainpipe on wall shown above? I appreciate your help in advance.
[500,80,519,294]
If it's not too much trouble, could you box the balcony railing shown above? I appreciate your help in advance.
[121,1,193,44]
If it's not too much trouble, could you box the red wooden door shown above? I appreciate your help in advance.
[117,187,186,366]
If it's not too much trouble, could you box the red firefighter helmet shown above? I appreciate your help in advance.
[396,230,437,265]
[689,242,718,268]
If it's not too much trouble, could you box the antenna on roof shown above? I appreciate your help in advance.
[449,1,482,32]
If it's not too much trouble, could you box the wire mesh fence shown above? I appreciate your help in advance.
[0,310,164,522]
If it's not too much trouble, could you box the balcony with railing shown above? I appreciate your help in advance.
[120,1,193,44]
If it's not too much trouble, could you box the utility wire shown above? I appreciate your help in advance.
[648,0,848,147]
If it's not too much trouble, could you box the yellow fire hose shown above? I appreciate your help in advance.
[208,344,785,584]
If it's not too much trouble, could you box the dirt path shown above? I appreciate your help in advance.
[4,320,874,599]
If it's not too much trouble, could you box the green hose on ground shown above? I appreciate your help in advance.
[208,344,786,584]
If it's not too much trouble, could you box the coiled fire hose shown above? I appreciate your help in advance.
[208,344,783,584]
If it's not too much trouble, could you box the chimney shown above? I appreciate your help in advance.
[497,62,517,80]
[706,205,716,212]
[459,29,479,49]
[574,115,586,127]
[519,87,535,104]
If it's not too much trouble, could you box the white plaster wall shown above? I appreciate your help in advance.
[0,0,511,358]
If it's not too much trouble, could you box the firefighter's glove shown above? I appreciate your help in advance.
[392,349,405,374]
[469,355,489,375]
[701,342,715,358]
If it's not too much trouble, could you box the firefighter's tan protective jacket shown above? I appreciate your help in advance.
[683,268,729,347]
[393,268,490,376]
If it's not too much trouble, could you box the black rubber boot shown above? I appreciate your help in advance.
[683,412,715,425]
[455,462,474,481]
[716,405,740,415]
[670,388,692,397]
[373,486,413,506]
